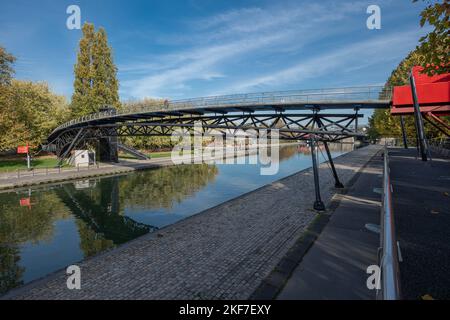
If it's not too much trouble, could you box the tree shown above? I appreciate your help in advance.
[0,46,15,86]
[91,28,120,110]
[370,1,449,141]
[71,23,119,117]
[71,23,96,116]
[0,46,69,151]
[369,46,448,141]
[414,0,450,75]
[0,80,68,151]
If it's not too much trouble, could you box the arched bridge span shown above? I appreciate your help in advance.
[45,85,392,212]
[47,85,391,161]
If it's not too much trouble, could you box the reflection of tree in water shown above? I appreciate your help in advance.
[0,191,70,294]
[0,245,24,295]
[75,219,114,258]
[278,145,298,161]
[118,164,219,210]
[0,162,219,293]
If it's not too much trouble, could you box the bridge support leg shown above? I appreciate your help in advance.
[98,136,119,163]
[410,71,428,161]
[310,137,325,211]
[400,115,408,149]
[97,107,119,163]
[57,128,85,166]
[315,117,344,188]
[323,141,344,188]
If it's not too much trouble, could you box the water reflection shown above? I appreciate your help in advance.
[0,144,348,295]
[0,191,70,294]
[0,164,218,294]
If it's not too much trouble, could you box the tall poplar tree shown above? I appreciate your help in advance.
[92,28,120,110]
[71,23,95,116]
[71,23,119,117]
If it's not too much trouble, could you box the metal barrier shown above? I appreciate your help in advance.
[377,146,401,300]
[0,163,101,180]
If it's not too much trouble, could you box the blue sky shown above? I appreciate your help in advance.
[1,0,430,102]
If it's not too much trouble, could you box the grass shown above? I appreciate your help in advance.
[147,151,173,158]
[0,157,69,172]
[118,150,193,160]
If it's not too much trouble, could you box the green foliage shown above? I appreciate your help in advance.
[75,219,114,258]
[120,98,177,150]
[117,164,219,210]
[0,157,70,172]
[71,23,120,117]
[0,80,69,152]
[369,2,449,140]
[0,191,71,294]
[369,46,449,141]
[0,47,15,86]
[413,0,449,75]
[71,23,95,116]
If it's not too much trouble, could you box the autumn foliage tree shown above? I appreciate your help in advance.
[369,46,448,142]
[0,80,68,151]
[0,46,68,152]
[0,46,15,85]
[368,1,449,141]
[414,0,449,75]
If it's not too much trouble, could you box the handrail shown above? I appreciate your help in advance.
[0,163,101,180]
[378,146,401,300]
[50,85,393,134]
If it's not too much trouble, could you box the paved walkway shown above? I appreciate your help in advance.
[0,158,175,191]
[1,145,382,299]
[389,148,450,300]
[275,149,382,299]
[275,147,450,300]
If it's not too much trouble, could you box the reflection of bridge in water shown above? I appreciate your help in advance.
[56,178,156,245]
[46,85,392,211]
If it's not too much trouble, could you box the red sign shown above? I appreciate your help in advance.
[17,146,29,154]
[20,198,31,207]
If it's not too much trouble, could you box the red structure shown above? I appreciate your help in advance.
[391,66,450,137]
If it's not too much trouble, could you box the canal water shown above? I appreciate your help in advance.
[0,143,352,294]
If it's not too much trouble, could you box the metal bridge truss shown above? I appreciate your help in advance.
[47,85,393,211]
[49,110,362,211]
[51,111,362,158]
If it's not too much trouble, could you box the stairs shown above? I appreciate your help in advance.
[117,143,150,160]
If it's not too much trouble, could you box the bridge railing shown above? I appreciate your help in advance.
[52,85,392,133]
[172,85,392,108]
[377,146,401,300]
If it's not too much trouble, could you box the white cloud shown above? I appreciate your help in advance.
[120,1,371,99]
[216,29,426,94]
[119,1,426,100]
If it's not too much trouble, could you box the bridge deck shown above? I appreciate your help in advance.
[389,148,450,299]
[275,150,383,299]
[50,86,391,138]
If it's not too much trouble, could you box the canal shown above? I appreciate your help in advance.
[0,143,352,295]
